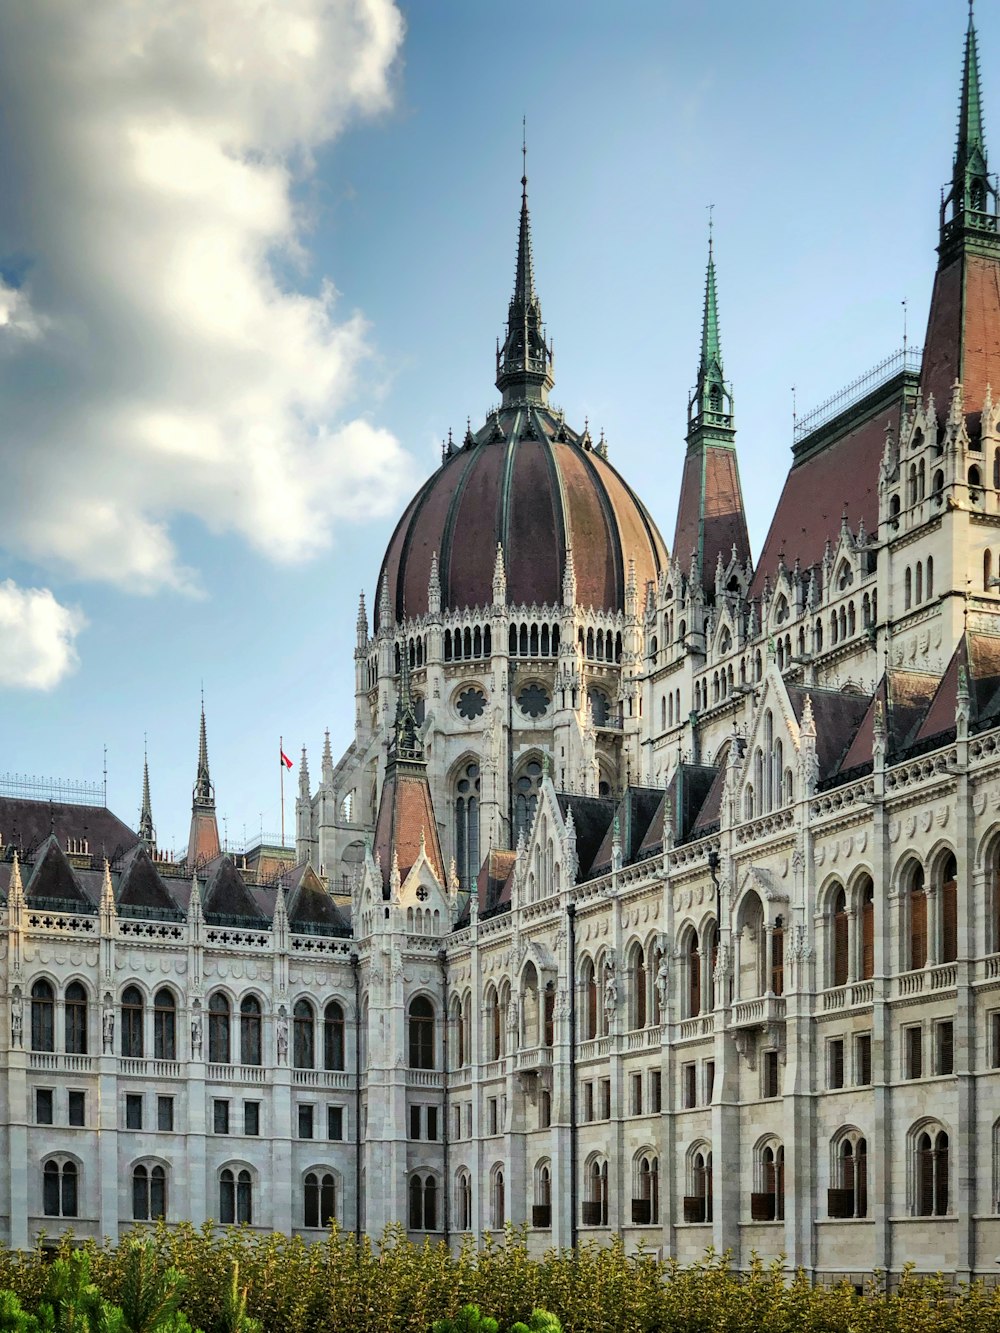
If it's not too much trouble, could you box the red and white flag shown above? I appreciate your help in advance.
[280,748,293,770]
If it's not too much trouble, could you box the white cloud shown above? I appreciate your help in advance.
[0,0,411,594]
[0,580,84,690]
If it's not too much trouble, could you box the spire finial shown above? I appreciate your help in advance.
[707,201,714,255]
[942,0,995,242]
[193,695,213,807]
[496,130,554,407]
[522,115,527,199]
[139,738,155,849]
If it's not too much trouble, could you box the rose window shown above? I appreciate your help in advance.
[456,687,487,721]
[517,682,550,718]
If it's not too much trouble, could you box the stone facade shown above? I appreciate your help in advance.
[4,6,1000,1283]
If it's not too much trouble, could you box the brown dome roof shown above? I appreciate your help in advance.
[376,403,668,627]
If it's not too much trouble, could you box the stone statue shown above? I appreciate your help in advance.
[655,955,669,1013]
[277,1006,289,1064]
[603,956,617,1024]
[10,989,22,1048]
[102,998,115,1052]
[190,1009,202,1057]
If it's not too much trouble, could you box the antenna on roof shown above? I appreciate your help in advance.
[791,385,797,438]
[902,298,908,357]
[103,745,108,806]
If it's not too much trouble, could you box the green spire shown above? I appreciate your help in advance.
[688,228,734,445]
[942,2,997,251]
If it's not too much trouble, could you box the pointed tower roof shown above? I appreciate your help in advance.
[186,699,221,868]
[495,143,555,407]
[138,745,155,850]
[922,2,1000,422]
[672,231,751,600]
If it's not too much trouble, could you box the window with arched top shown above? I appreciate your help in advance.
[220,1167,252,1224]
[121,985,144,1058]
[581,958,598,1041]
[630,942,647,1030]
[30,980,54,1054]
[240,996,262,1067]
[583,1159,608,1227]
[304,1171,337,1228]
[408,996,434,1069]
[685,1145,713,1223]
[132,1163,167,1221]
[913,1126,949,1216]
[324,1001,345,1071]
[293,999,315,1069]
[907,863,927,970]
[829,1130,867,1218]
[454,761,481,890]
[939,853,958,964]
[65,982,88,1055]
[986,549,994,593]
[491,1165,505,1229]
[752,1141,785,1221]
[456,1169,473,1232]
[533,1160,552,1228]
[208,992,230,1065]
[686,929,701,1018]
[154,989,176,1061]
[831,886,849,988]
[859,877,875,980]
[633,1152,659,1225]
[43,1158,78,1218]
[514,758,543,843]
[905,567,912,610]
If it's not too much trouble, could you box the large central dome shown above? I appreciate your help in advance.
[375,170,668,628]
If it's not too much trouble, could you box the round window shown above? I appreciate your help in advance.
[456,687,487,721]
[517,682,550,718]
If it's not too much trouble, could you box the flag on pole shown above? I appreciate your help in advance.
[280,748,293,770]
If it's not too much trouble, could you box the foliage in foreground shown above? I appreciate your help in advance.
[0,1226,997,1333]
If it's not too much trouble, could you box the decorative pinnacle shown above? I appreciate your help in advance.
[139,742,155,847]
[496,136,554,407]
[193,697,214,807]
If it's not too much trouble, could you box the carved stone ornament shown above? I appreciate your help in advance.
[732,1028,757,1070]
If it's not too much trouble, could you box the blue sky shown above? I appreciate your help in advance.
[0,0,988,854]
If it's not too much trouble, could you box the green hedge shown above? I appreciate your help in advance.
[0,1226,997,1333]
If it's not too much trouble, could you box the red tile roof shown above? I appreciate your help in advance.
[372,763,445,894]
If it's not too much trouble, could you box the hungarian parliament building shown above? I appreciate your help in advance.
[4,8,1000,1284]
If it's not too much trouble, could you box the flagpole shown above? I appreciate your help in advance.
[280,735,285,849]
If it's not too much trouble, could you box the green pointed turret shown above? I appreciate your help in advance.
[688,237,734,444]
[941,1,997,256]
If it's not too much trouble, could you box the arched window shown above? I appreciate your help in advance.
[513,758,543,843]
[31,980,55,1053]
[533,1160,552,1228]
[490,1166,505,1229]
[686,929,701,1018]
[454,761,481,890]
[908,864,927,970]
[904,567,912,610]
[121,985,144,1058]
[132,1163,167,1221]
[829,1132,867,1218]
[324,1001,345,1071]
[927,556,934,599]
[685,1146,713,1223]
[940,853,958,964]
[771,917,785,996]
[408,996,434,1069]
[583,1159,608,1227]
[293,999,315,1069]
[456,1170,473,1231]
[859,877,875,980]
[752,1142,784,1221]
[633,1152,659,1225]
[304,1172,337,1229]
[581,958,598,1041]
[987,549,995,593]
[240,996,262,1067]
[485,984,502,1059]
[208,992,231,1065]
[153,989,176,1061]
[543,983,555,1047]
[43,1159,78,1218]
[220,1168,252,1225]
[65,982,87,1055]
[630,943,647,1030]
[914,1127,949,1216]
[831,886,849,988]
[915,561,923,603]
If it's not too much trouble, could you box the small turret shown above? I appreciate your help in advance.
[492,543,507,607]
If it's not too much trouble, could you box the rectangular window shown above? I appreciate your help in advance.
[244,1101,260,1136]
[157,1095,174,1131]
[991,1012,1000,1068]
[426,1106,438,1141]
[856,1033,872,1085]
[464,1102,472,1138]
[681,1062,697,1109]
[600,1078,611,1120]
[213,1098,230,1135]
[905,1025,922,1080]
[328,1106,344,1141]
[410,1105,421,1140]
[828,1038,845,1089]
[539,1089,551,1128]
[630,1072,643,1115]
[488,1097,498,1136]
[762,1050,779,1099]
[68,1090,85,1127]
[126,1093,143,1130]
[704,1060,715,1104]
[36,1088,54,1125]
[298,1105,314,1140]
[650,1070,662,1113]
[935,1021,954,1075]
[453,1105,462,1139]
[583,1082,594,1123]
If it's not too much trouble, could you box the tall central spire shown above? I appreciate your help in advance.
[138,742,155,850]
[194,697,212,804]
[496,132,554,407]
[689,229,734,442]
[186,694,220,868]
